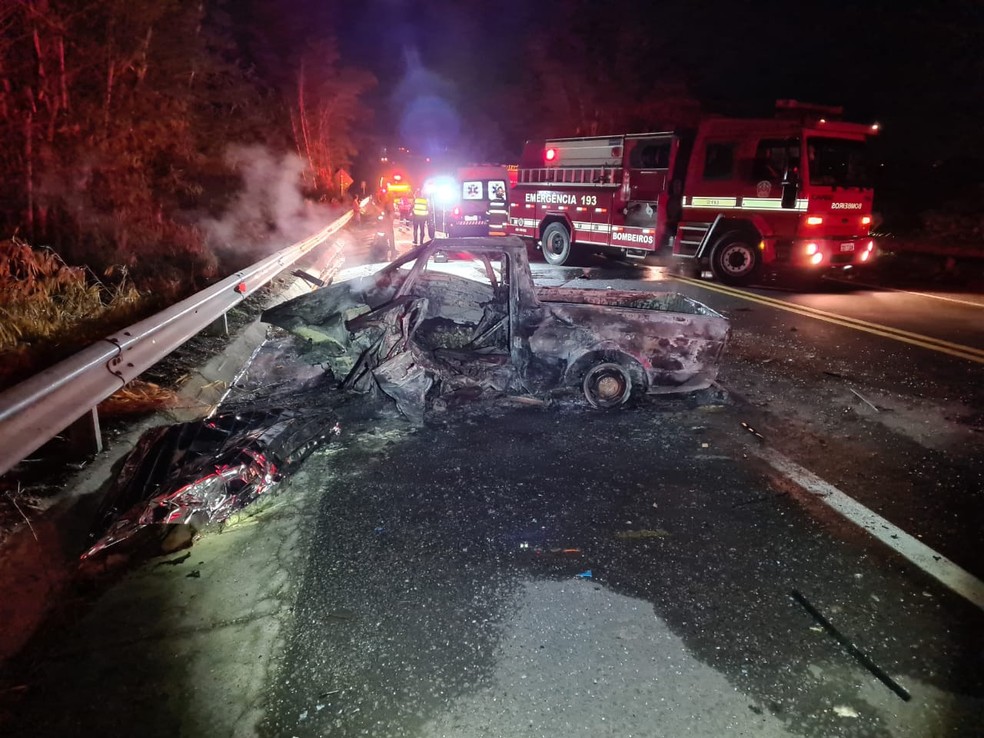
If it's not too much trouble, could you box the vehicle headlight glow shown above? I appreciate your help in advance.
[424,175,459,205]
[805,242,819,255]
[810,252,824,265]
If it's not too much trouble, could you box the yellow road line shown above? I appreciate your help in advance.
[671,276,984,364]
[823,277,984,310]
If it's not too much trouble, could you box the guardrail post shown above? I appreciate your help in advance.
[67,406,103,458]
[206,313,229,337]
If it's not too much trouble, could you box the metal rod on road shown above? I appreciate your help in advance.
[791,589,911,702]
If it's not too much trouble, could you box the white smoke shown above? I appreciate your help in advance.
[203,144,343,263]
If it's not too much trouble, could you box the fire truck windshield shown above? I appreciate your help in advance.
[807,137,871,188]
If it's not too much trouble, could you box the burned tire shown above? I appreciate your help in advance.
[710,231,761,286]
[582,362,633,409]
[541,222,572,266]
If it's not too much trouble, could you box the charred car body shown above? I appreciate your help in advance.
[263,237,730,421]
[83,407,334,561]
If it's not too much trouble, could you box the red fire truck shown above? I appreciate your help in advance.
[506,101,879,284]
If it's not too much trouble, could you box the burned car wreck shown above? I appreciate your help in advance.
[262,237,730,422]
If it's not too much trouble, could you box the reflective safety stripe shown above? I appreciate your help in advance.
[682,196,809,212]
[739,197,809,211]
[413,198,429,216]
[688,196,738,208]
[572,221,612,233]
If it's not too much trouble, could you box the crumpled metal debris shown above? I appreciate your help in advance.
[82,407,335,560]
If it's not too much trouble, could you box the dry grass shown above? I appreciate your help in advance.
[0,238,142,351]
[0,238,147,389]
[97,379,182,416]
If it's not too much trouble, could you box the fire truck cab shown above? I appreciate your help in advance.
[507,102,878,285]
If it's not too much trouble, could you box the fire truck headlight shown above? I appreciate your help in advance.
[805,242,819,255]
[866,240,874,252]
[861,215,872,226]
[810,252,824,265]
[806,216,824,226]
[860,250,870,262]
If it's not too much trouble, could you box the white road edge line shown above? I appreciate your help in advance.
[757,446,984,612]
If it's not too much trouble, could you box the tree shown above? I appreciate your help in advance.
[237,1,377,198]
[290,39,375,197]
[0,0,338,292]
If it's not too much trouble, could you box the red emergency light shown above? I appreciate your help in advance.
[393,174,402,181]
[545,148,557,162]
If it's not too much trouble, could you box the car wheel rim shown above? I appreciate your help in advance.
[583,363,631,408]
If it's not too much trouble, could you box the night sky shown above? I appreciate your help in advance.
[285,0,982,167]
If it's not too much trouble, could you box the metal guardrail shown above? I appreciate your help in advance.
[0,208,356,476]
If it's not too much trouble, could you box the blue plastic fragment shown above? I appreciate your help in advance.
[577,570,592,579]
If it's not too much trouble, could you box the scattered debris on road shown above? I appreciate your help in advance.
[741,421,766,441]
[615,529,671,540]
[849,387,880,412]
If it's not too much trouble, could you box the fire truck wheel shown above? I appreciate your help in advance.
[582,362,633,409]
[541,222,572,265]
[710,232,761,286]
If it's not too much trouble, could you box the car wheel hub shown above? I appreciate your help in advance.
[596,375,624,400]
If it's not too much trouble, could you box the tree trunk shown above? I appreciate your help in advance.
[58,35,68,111]
[296,61,314,185]
[24,111,34,239]
[104,58,114,130]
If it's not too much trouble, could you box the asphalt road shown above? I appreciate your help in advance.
[260,401,982,737]
[525,257,984,579]
[3,227,982,737]
[257,232,984,736]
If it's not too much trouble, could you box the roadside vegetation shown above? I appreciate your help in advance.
[0,238,143,387]
[0,0,375,388]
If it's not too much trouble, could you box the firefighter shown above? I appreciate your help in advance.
[412,189,430,245]
[351,194,362,226]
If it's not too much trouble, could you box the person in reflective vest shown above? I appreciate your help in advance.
[412,190,430,246]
